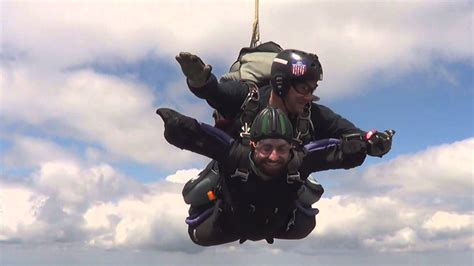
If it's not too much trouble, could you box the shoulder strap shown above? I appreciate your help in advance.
[286,150,305,184]
[225,143,251,182]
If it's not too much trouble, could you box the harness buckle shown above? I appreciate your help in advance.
[231,168,249,182]
[239,83,260,138]
[293,132,303,146]
[300,104,311,119]
[240,122,251,138]
[287,172,302,184]
[294,103,313,144]
[240,84,260,112]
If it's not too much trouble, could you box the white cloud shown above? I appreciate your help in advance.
[305,138,474,252]
[261,1,473,95]
[358,138,474,201]
[311,195,473,253]
[33,160,145,207]
[0,157,194,250]
[423,211,473,233]
[2,1,255,69]
[2,1,472,97]
[0,67,201,168]
[0,184,48,241]
[165,168,202,184]
[363,227,420,252]
[2,135,78,168]
[311,195,417,250]
[83,191,190,250]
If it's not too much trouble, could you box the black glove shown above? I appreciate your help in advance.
[366,130,395,157]
[156,108,199,148]
[175,52,212,88]
[340,138,367,169]
[157,108,232,160]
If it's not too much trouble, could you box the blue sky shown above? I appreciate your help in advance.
[1,1,473,265]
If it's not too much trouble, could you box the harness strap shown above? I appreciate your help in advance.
[286,208,297,232]
[286,150,304,184]
[227,143,251,182]
[294,103,314,145]
[239,82,260,140]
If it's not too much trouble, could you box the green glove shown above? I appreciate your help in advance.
[175,52,212,88]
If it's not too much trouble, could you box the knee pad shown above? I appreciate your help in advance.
[182,160,220,206]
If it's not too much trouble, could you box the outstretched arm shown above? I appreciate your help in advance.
[190,75,250,120]
[156,108,235,161]
[300,129,396,176]
[176,52,249,119]
[299,138,367,177]
[312,104,395,157]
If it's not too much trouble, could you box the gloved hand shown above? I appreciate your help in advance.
[366,130,395,157]
[156,107,181,125]
[156,108,198,148]
[175,52,212,88]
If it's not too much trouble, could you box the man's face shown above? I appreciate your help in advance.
[253,138,291,178]
[284,80,319,115]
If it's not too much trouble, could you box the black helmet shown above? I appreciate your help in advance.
[270,49,323,97]
[250,107,293,143]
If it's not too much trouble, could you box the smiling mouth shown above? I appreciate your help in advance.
[265,161,281,167]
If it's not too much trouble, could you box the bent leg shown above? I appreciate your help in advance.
[188,201,239,246]
[275,209,316,240]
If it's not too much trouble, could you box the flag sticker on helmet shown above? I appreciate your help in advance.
[273,58,288,65]
[292,61,306,76]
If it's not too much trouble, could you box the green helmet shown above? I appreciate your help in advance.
[250,107,294,143]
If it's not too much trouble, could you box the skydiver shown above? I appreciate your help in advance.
[157,106,383,245]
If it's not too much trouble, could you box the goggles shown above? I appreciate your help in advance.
[292,81,318,95]
[255,142,292,156]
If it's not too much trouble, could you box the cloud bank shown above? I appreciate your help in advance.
[1,138,472,256]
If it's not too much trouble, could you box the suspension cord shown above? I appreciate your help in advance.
[250,0,260,48]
